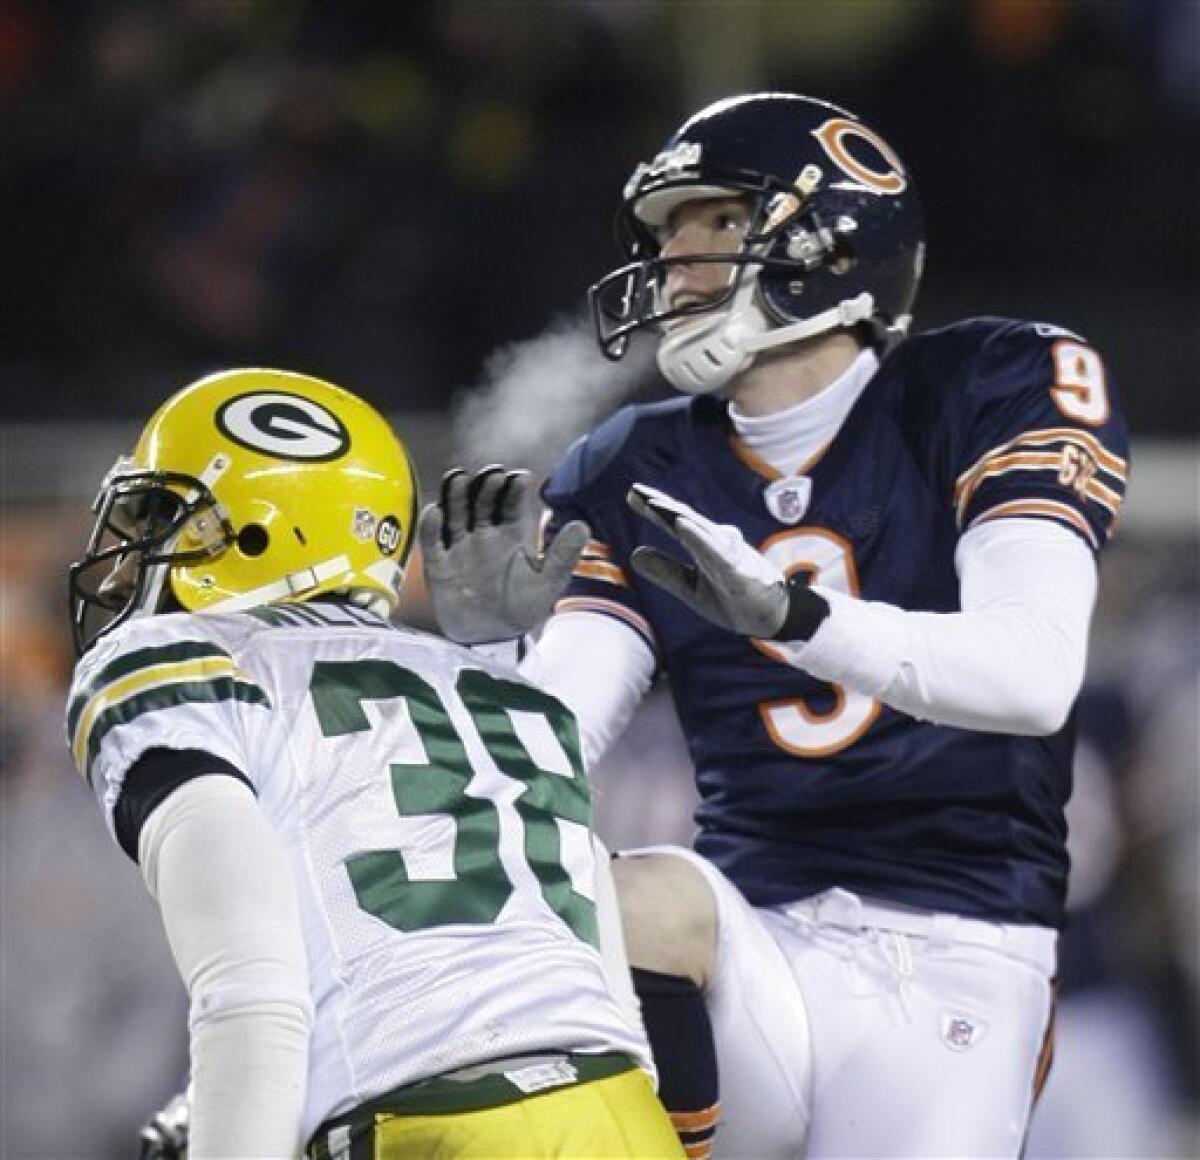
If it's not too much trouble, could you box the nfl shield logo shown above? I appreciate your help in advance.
[352,508,377,542]
[941,1013,984,1051]
[764,476,812,525]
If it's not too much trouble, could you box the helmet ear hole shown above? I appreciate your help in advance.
[237,524,269,557]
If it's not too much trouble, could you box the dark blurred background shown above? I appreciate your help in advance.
[0,0,1196,431]
[1,2,1197,1158]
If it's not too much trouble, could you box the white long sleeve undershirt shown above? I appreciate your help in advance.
[791,517,1097,734]
[519,517,1097,762]
[520,611,656,767]
[139,776,312,1160]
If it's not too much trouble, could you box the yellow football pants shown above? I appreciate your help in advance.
[314,1063,684,1159]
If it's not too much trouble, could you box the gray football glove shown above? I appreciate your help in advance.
[137,1090,189,1160]
[627,483,829,641]
[418,466,590,644]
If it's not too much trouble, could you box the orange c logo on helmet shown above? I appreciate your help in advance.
[812,118,907,195]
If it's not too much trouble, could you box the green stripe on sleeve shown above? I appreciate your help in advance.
[68,640,232,739]
[82,676,271,783]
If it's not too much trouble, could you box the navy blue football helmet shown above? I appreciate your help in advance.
[589,92,925,393]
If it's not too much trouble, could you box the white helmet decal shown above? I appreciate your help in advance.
[217,391,350,460]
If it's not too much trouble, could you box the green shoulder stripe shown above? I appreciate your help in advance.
[244,603,328,627]
[80,676,270,784]
[281,603,332,626]
[243,606,307,627]
[68,640,231,739]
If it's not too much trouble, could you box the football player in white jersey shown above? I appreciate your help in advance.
[65,368,683,1160]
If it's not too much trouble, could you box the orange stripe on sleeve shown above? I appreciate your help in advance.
[954,452,1064,522]
[1019,428,1127,477]
[581,539,613,560]
[669,1104,721,1133]
[955,429,1126,496]
[1084,477,1122,513]
[572,560,629,587]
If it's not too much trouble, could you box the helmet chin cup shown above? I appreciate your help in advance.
[656,281,769,394]
[658,289,878,394]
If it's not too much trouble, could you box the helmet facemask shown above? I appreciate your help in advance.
[69,460,234,656]
[591,170,802,358]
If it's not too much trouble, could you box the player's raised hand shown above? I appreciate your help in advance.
[627,483,829,641]
[418,466,590,644]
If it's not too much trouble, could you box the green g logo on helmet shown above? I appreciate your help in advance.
[216,392,352,461]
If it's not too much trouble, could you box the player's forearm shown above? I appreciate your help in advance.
[519,611,655,765]
[139,777,313,1158]
[801,589,1087,734]
[187,1003,311,1159]
[780,520,1096,735]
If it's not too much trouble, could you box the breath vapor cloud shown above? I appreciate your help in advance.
[451,312,656,477]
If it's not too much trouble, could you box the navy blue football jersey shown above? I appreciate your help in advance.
[542,318,1129,928]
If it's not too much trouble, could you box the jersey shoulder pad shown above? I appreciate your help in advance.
[971,317,1096,399]
[66,613,270,786]
[894,316,1121,417]
[880,317,1006,421]
[894,315,1024,385]
[932,319,1129,551]
[543,397,692,507]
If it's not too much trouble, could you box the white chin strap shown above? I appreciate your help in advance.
[656,278,877,395]
[203,556,402,616]
[204,555,355,612]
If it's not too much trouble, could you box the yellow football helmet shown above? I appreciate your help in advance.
[70,367,418,654]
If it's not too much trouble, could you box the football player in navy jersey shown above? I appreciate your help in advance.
[420,92,1129,1159]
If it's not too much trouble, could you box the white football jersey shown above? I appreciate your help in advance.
[67,601,651,1139]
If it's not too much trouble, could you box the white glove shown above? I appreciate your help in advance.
[627,483,829,641]
[418,466,590,644]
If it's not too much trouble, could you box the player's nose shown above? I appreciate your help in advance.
[99,552,140,601]
[660,220,708,262]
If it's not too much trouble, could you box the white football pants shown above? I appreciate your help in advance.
[633,847,1056,1159]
